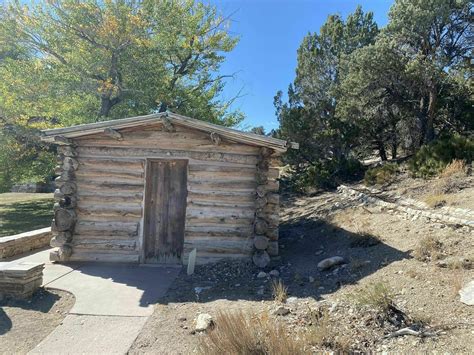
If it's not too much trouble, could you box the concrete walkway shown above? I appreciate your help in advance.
[8,249,180,354]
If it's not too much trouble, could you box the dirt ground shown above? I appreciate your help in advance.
[130,177,473,354]
[0,288,74,354]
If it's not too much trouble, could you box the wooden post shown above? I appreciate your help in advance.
[50,138,78,262]
[252,148,281,267]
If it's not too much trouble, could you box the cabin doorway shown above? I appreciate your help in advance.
[143,159,188,263]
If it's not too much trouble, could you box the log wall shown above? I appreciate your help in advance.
[51,123,281,265]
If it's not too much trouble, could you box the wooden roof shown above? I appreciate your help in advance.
[40,112,298,152]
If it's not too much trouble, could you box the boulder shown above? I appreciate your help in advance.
[269,269,280,277]
[459,280,474,306]
[195,313,213,332]
[257,271,267,278]
[273,306,290,316]
[317,256,345,270]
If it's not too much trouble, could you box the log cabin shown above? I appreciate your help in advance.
[40,112,298,267]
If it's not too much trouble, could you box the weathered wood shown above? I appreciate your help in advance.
[58,245,72,259]
[68,252,139,263]
[254,235,269,250]
[267,241,279,256]
[255,196,267,209]
[144,159,187,263]
[76,146,259,165]
[73,239,137,251]
[53,135,73,145]
[63,157,79,171]
[210,131,221,145]
[162,117,175,132]
[103,128,123,140]
[59,182,77,195]
[253,250,270,268]
[266,227,279,241]
[58,145,77,157]
[54,208,76,231]
[254,219,268,235]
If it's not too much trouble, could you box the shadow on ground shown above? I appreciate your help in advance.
[155,206,411,304]
[0,289,60,335]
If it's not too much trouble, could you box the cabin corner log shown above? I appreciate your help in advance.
[103,127,123,140]
[51,145,78,262]
[252,148,281,266]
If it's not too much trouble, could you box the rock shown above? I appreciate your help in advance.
[315,250,324,256]
[195,313,213,332]
[309,276,315,283]
[273,306,290,316]
[286,296,298,304]
[459,280,474,306]
[437,257,472,270]
[253,251,270,268]
[256,286,265,295]
[317,256,345,270]
[269,269,280,277]
[257,271,267,278]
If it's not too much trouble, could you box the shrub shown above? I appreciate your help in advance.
[423,194,447,208]
[413,235,443,261]
[364,163,398,186]
[409,135,473,178]
[288,157,364,192]
[199,311,305,355]
[440,159,467,178]
[351,283,395,315]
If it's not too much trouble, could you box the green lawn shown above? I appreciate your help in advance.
[0,193,54,238]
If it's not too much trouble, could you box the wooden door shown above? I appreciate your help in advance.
[143,159,188,263]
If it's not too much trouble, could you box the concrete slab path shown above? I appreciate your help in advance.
[7,248,181,354]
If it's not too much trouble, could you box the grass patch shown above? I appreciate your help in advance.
[198,311,305,355]
[272,279,288,303]
[413,235,443,261]
[364,163,398,186]
[424,194,447,208]
[0,193,53,237]
[351,283,395,315]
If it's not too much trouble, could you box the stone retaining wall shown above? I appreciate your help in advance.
[337,185,474,228]
[0,227,51,259]
[0,262,44,299]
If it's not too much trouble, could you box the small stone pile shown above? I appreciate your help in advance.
[0,262,44,300]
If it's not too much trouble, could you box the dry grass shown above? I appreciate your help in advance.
[198,311,306,355]
[305,307,352,353]
[424,193,447,208]
[413,235,443,261]
[440,159,467,178]
[351,283,395,315]
[272,279,288,303]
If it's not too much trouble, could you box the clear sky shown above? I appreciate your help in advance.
[210,0,394,131]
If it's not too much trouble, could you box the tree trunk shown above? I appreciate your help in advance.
[377,141,387,161]
[418,96,428,147]
[391,143,397,160]
[425,86,437,142]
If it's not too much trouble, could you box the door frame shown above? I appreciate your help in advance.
[140,157,189,264]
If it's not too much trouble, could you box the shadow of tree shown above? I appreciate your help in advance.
[0,289,60,335]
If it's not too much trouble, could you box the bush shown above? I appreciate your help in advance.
[199,311,305,355]
[409,135,473,178]
[351,283,395,315]
[413,235,443,261]
[364,163,398,186]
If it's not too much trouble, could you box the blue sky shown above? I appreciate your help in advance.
[210,0,394,131]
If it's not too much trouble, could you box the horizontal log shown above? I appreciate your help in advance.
[76,169,144,180]
[75,221,139,237]
[68,252,139,263]
[186,207,255,220]
[76,128,260,155]
[58,146,77,157]
[72,239,137,251]
[183,240,253,255]
[59,182,77,195]
[76,175,142,185]
[188,164,256,174]
[79,157,145,171]
[186,217,254,226]
[187,200,255,209]
[76,192,143,203]
[254,235,269,250]
[187,190,256,203]
[76,181,144,194]
[76,146,258,165]
[77,205,142,219]
[185,225,253,236]
[266,227,279,241]
[54,208,76,232]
